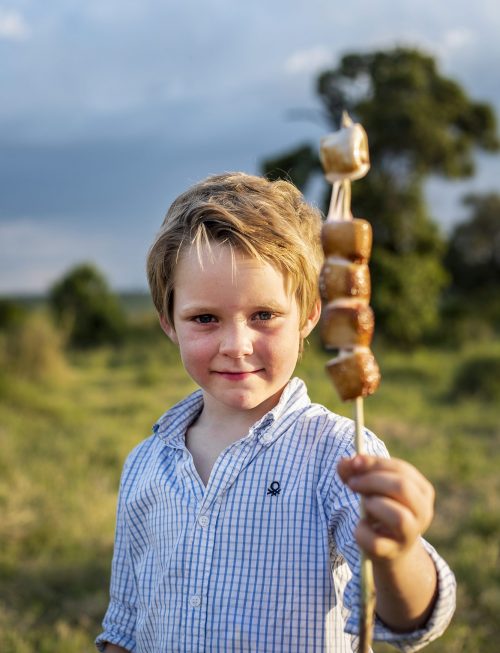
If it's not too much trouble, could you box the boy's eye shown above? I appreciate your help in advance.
[193,314,216,324]
[254,311,274,321]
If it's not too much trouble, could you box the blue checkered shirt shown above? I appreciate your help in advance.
[96,377,455,652]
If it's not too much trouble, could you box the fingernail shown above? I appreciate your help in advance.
[352,455,363,470]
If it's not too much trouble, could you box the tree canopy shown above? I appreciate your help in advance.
[445,193,500,295]
[49,263,127,348]
[262,47,499,345]
[316,48,498,179]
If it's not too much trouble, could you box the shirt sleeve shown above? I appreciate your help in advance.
[325,424,456,652]
[95,463,138,652]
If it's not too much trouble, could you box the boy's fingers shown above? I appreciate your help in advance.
[348,470,432,516]
[363,495,424,540]
[339,454,422,484]
[355,520,422,560]
[355,519,402,559]
[338,455,434,502]
[356,496,428,558]
[357,474,433,532]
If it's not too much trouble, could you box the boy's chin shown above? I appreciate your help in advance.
[219,387,284,413]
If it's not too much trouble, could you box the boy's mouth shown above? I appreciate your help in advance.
[214,369,263,380]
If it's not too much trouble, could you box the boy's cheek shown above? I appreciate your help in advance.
[177,338,214,365]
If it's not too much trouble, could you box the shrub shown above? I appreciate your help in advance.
[0,311,69,383]
[0,298,27,330]
[49,264,127,348]
[372,249,449,347]
[450,353,500,401]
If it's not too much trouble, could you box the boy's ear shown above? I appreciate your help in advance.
[300,298,322,339]
[159,314,178,344]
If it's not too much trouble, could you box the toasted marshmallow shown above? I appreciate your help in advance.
[325,347,381,401]
[320,300,374,349]
[320,258,371,303]
[321,218,372,263]
[320,115,370,182]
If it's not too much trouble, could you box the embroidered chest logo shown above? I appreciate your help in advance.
[267,481,281,497]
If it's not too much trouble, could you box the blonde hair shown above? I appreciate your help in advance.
[147,172,323,329]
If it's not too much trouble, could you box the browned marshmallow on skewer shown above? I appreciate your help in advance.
[326,348,381,401]
[320,258,371,303]
[321,219,372,263]
[321,300,374,349]
[320,119,370,181]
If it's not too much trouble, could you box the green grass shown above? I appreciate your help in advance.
[1,315,499,651]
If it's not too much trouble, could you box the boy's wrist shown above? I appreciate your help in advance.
[371,538,425,568]
[372,541,438,632]
[103,643,131,653]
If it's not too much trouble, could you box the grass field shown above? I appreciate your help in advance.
[0,309,499,651]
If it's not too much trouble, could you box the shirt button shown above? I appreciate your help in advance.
[199,515,210,528]
[190,595,201,607]
[261,432,273,443]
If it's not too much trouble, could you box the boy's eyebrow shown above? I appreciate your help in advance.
[178,300,289,315]
[253,301,288,312]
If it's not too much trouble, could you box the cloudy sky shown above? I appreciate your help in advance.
[1,0,499,294]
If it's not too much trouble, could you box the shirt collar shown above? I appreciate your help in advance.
[153,388,204,448]
[152,377,311,448]
[251,377,311,445]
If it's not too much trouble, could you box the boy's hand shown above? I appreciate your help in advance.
[338,455,439,631]
[337,455,435,561]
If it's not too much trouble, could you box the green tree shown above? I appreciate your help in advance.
[49,263,127,348]
[442,193,500,338]
[445,193,500,293]
[262,47,498,346]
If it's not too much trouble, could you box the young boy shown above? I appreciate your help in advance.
[96,173,455,652]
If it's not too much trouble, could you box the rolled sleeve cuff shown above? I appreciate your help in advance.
[345,540,456,652]
[95,598,137,652]
[95,631,136,652]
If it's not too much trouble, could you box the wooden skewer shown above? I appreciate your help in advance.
[354,396,376,653]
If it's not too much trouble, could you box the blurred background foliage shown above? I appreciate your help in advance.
[48,264,128,349]
[263,46,500,347]
[1,45,499,652]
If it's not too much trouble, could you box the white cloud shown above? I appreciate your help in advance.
[442,28,475,51]
[0,9,30,41]
[284,46,333,75]
[434,27,477,64]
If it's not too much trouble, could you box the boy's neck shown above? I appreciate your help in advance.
[191,401,266,446]
[185,407,258,488]
[196,387,284,441]
[185,389,284,487]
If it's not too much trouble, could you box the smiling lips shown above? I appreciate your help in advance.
[214,370,262,380]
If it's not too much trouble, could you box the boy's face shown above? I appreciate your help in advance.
[161,243,320,422]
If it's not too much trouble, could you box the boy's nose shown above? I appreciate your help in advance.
[219,323,253,358]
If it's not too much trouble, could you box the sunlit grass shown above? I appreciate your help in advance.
[1,316,499,651]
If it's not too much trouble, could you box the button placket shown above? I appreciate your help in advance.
[186,502,220,649]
